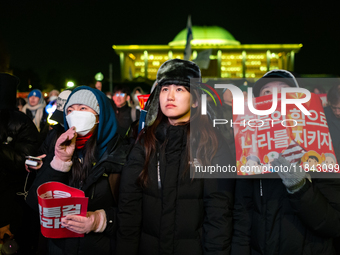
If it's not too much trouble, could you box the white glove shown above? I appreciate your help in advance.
[271,154,307,193]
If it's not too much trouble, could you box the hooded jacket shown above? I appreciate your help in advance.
[232,70,340,255]
[26,87,131,255]
[117,121,235,255]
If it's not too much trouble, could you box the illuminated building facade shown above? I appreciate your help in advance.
[113,26,302,81]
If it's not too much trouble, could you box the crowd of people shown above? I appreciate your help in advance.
[1,59,340,255]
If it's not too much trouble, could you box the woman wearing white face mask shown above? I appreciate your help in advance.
[27,86,130,255]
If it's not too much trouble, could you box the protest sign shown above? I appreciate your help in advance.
[137,94,150,110]
[37,182,88,238]
[317,93,327,107]
[234,93,338,175]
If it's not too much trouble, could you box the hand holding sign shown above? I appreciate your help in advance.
[61,210,106,234]
[37,182,88,238]
[271,154,307,193]
[55,127,77,162]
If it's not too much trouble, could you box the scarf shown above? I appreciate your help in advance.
[21,101,46,131]
[76,132,93,150]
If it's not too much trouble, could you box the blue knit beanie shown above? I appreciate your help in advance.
[28,89,42,99]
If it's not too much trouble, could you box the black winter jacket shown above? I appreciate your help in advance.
[325,106,340,160]
[117,123,235,255]
[26,134,131,255]
[231,173,340,255]
[0,109,40,229]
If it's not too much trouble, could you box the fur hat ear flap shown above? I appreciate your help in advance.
[145,85,161,127]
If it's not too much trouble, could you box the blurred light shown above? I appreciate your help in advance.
[128,53,136,60]
[44,93,48,97]
[45,102,57,114]
[134,62,145,66]
[47,113,58,125]
[94,72,104,81]
[28,85,32,89]
[66,81,75,88]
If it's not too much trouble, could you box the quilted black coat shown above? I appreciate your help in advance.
[117,122,235,255]
[231,173,340,255]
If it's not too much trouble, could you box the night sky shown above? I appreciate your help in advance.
[1,0,339,91]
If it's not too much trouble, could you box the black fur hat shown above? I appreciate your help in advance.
[157,59,201,87]
[145,59,201,126]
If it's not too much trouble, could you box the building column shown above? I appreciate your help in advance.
[266,50,271,72]
[168,51,173,60]
[144,51,148,78]
[242,51,247,78]
[119,52,125,81]
[290,51,295,71]
[192,50,197,60]
[217,50,222,78]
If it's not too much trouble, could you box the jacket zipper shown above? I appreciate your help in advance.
[260,179,263,197]
[157,152,161,189]
[91,183,96,199]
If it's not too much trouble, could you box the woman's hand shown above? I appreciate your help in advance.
[25,154,46,172]
[61,210,106,234]
[55,127,77,162]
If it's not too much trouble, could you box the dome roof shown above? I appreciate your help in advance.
[168,26,240,46]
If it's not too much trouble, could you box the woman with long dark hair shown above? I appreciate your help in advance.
[117,59,235,255]
[27,86,130,255]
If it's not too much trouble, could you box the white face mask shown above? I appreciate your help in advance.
[49,96,58,102]
[66,111,98,136]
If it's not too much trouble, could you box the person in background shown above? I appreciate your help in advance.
[48,89,60,103]
[232,70,340,255]
[117,59,234,255]
[16,97,26,112]
[105,91,113,99]
[324,85,340,161]
[130,86,144,111]
[112,85,140,136]
[27,86,130,255]
[217,83,247,159]
[313,85,326,94]
[21,89,47,133]
[0,73,40,253]
[324,84,340,255]
[25,89,73,172]
[95,81,102,91]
